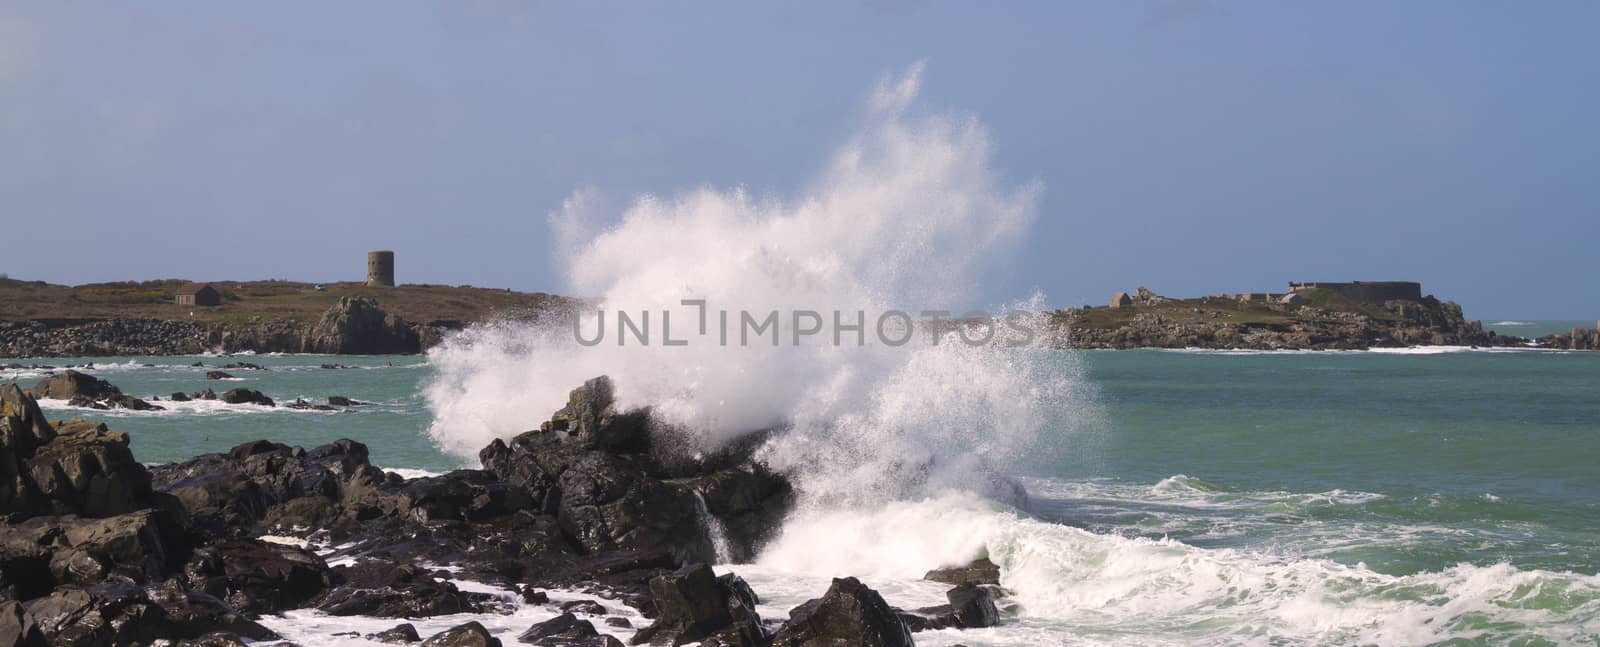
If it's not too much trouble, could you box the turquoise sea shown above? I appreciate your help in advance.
[5,338,1598,644]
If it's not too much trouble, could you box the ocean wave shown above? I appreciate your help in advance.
[744,493,1600,646]
[1490,321,1536,326]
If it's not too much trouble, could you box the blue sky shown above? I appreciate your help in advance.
[2,2,1595,318]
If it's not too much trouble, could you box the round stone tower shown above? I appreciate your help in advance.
[367,250,395,287]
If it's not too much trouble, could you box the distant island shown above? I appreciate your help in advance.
[1,275,1596,357]
[1057,281,1597,351]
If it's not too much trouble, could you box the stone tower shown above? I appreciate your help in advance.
[367,250,395,287]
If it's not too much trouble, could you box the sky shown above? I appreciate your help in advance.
[2,1,1596,319]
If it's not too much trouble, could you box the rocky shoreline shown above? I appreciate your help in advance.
[0,297,452,359]
[0,376,1011,646]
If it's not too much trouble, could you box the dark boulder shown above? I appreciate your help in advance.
[181,538,333,614]
[169,392,192,402]
[219,388,274,407]
[945,583,999,628]
[369,622,423,644]
[518,612,623,646]
[420,621,501,647]
[770,577,912,647]
[328,395,369,406]
[204,371,234,381]
[318,559,495,618]
[22,580,276,647]
[630,564,763,647]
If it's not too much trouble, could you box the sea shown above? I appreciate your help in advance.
[5,341,1597,646]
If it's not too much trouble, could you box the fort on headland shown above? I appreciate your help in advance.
[1123,281,1425,307]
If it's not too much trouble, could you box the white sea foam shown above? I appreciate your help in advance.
[743,492,1600,646]
[423,64,1094,504]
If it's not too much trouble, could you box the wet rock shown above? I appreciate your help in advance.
[630,564,763,647]
[181,538,332,614]
[169,392,192,402]
[770,577,912,647]
[519,587,549,604]
[205,371,235,380]
[945,583,999,628]
[23,580,276,646]
[420,621,501,647]
[923,557,1000,587]
[218,363,265,371]
[560,600,609,615]
[220,388,274,407]
[328,395,368,406]
[368,623,422,644]
[318,559,494,618]
[518,612,623,646]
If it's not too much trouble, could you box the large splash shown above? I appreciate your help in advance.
[424,64,1091,502]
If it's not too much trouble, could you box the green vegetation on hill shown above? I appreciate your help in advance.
[0,278,569,325]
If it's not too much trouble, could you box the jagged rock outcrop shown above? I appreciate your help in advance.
[770,577,913,647]
[303,297,420,355]
[629,564,764,646]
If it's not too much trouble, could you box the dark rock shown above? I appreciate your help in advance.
[205,371,234,380]
[602,617,631,629]
[519,587,549,604]
[169,392,192,402]
[560,600,609,615]
[328,395,369,406]
[770,577,911,647]
[318,559,494,618]
[11,417,157,519]
[630,564,763,647]
[218,363,264,371]
[181,538,332,614]
[945,583,999,628]
[220,388,274,407]
[518,612,623,646]
[369,623,423,644]
[923,557,1000,587]
[420,621,501,647]
[23,580,276,646]
[286,398,335,411]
